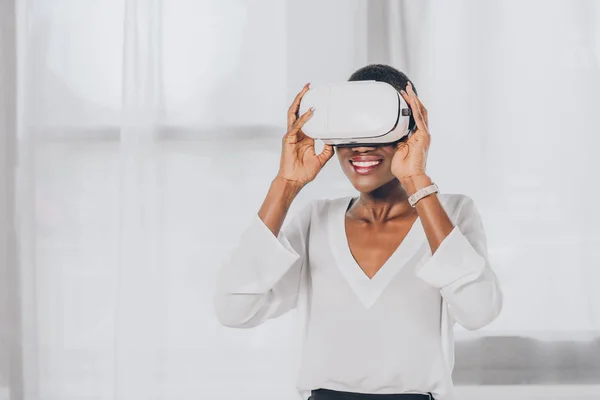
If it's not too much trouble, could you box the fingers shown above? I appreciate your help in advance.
[284,107,314,143]
[292,107,314,131]
[288,83,311,129]
[400,82,428,133]
[408,82,428,127]
[317,144,335,166]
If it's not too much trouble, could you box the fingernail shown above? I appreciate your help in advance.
[310,107,315,112]
[400,90,407,95]
[305,82,311,87]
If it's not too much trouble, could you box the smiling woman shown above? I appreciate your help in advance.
[214,64,503,400]
[4,0,600,400]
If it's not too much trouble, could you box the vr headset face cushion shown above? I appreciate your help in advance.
[299,81,413,146]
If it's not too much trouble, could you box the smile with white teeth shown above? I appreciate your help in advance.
[351,161,381,167]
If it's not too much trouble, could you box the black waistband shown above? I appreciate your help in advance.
[310,389,434,400]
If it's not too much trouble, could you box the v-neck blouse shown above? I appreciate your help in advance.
[214,193,503,400]
[333,197,426,308]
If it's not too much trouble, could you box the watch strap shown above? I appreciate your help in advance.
[408,183,439,207]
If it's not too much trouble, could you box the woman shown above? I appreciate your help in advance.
[213,64,503,400]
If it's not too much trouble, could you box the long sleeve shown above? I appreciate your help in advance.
[212,201,313,328]
[415,196,503,331]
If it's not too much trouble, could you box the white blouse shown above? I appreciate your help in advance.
[213,193,503,400]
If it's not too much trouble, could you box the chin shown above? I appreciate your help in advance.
[348,174,398,194]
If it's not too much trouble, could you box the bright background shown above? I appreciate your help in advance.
[1,0,599,399]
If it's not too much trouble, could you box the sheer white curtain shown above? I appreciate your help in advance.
[377,0,600,386]
[3,0,368,399]
[376,0,600,335]
[1,0,600,400]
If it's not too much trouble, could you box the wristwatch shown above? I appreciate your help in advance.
[408,183,439,207]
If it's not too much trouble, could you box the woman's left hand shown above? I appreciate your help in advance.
[391,82,431,190]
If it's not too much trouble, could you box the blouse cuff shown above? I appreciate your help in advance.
[222,214,301,293]
[415,226,486,288]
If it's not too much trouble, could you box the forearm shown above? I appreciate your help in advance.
[401,174,453,254]
[258,176,303,237]
[409,190,503,330]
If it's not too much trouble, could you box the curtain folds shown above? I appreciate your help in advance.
[1,1,599,399]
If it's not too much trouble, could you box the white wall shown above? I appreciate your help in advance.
[5,0,600,399]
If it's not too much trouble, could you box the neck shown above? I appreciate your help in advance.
[351,179,414,223]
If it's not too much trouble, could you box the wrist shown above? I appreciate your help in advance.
[400,174,433,196]
[273,175,304,196]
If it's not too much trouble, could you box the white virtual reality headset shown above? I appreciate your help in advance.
[298,80,414,146]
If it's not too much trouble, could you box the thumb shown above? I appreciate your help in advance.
[317,144,335,166]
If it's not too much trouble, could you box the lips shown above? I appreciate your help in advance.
[349,156,383,175]
[350,156,383,162]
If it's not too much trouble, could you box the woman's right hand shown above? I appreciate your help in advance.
[276,83,335,189]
